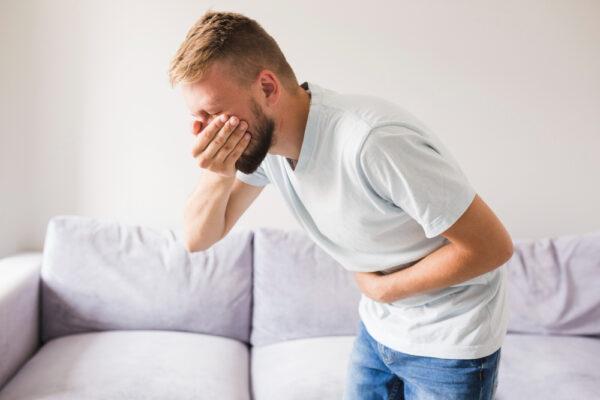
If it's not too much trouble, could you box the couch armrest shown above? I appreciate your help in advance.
[0,252,43,391]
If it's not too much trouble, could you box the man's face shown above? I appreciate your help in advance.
[181,61,276,175]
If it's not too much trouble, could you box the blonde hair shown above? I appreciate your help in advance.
[168,9,299,93]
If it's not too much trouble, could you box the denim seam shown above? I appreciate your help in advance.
[490,349,501,398]
[388,378,402,400]
[378,342,390,365]
[478,360,485,399]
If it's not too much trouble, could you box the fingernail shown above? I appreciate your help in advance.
[220,114,227,122]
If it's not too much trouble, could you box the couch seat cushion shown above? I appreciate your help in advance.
[250,333,600,399]
[0,330,250,400]
[251,336,355,399]
[496,333,600,399]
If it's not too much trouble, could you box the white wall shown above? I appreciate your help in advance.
[1,0,599,258]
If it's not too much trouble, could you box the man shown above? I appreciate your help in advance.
[169,9,513,399]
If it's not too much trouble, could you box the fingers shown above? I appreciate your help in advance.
[224,130,251,165]
[190,114,229,158]
[218,121,250,165]
[200,116,241,161]
[190,113,251,171]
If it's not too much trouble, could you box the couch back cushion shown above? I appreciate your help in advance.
[251,228,362,346]
[40,215,253,344]
[507,230,600,336]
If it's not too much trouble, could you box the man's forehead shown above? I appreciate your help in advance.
[182,65,241,114]
[198,97,220,108]
[184,83,222,112]
[189,82,219,102]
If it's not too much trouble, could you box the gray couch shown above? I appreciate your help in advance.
[1,215,599,399]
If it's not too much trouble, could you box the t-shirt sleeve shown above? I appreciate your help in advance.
[358,124,476,239]
[235,163,271,186]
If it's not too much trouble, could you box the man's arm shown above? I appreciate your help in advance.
[183,174,264,252]
[184,113,263,252]
[355,194,514,303]
[222,178,265,238]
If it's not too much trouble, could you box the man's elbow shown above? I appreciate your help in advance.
[184,242,199,253]
[506,241,515,259]
[184,232,223,253]
[502,234,515,262]
[183,234,210,253]
[493,238,514,268]
[184,238,198,253]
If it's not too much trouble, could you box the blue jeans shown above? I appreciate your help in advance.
[343,319,501,400]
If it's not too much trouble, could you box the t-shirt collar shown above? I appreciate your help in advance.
[285,81,320,178]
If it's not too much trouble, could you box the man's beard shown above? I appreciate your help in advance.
[234,97,276,175]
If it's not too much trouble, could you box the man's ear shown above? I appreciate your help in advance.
[257,70,280,107]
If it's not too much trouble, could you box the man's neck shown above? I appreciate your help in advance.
[271,84,311,162]
[287,157,298,170]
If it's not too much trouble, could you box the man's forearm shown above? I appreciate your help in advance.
[183,171,235,252]
[377,242,511,303]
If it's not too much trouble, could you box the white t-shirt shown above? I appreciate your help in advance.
[236,81,510,359]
